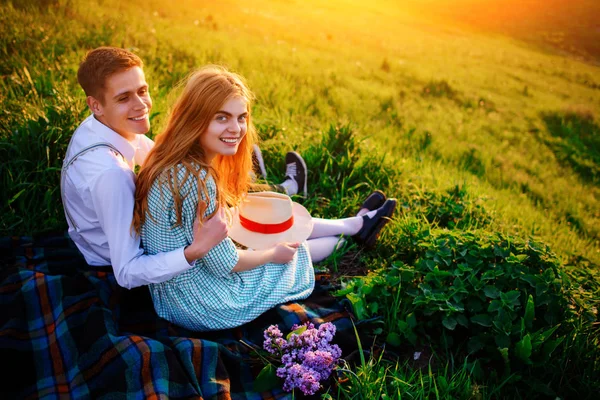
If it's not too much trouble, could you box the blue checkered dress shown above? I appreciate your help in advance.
[140,164,315,331]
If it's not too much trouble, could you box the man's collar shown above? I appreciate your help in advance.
[89,115,136,166]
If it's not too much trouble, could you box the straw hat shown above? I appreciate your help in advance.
[229,191,313,250]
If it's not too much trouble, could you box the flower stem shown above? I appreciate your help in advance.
[239,339,276,365]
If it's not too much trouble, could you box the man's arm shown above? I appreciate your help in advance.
[89,168,223,289]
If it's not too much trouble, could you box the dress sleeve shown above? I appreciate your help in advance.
[177,167,240,279]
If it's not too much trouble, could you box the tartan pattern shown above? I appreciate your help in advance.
[0,233,355,399]
[142,165,314,331]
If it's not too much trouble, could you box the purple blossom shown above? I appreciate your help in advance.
[280,363,321,395]
[263,322,341,396]
[281,353,293,367]
[318,322,336,342]
[287,334,302,348]
[263,325,287,354]
[276,365,287,379]
[292,322,315,331]
[303,349,338,379]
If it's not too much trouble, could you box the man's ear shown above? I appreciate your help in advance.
[86,96,104,116]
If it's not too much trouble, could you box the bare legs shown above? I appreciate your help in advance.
[305,210,378,262]
[306,237,345,263]
[309,216,363,238]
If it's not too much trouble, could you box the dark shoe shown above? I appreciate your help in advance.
[252,144,267,179]
[353,198,397,249]
[358,190,386,215]
[284,151,308,197]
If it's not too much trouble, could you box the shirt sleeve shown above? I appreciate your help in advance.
[90,167,193,289]
[177,169,239,279]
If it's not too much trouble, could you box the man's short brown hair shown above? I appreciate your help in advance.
[77,47,143,102]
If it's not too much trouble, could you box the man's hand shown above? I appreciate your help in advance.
[269,242,300,264]
[184,204,228,263]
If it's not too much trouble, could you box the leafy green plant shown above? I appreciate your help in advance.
[337,227,574,379]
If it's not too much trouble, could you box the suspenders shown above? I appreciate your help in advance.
[60,140,125,230]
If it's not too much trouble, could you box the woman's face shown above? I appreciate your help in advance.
[201,96,248,163]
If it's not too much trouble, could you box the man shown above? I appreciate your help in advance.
[61,47,307,289]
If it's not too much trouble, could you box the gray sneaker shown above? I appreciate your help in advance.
[284,151,308,197]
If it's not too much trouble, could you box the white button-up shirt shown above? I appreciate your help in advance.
[61,115,192,289]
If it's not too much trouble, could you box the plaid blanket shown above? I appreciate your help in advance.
[0,233,356,399]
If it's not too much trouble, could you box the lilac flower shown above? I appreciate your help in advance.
[262,322,342,396]
[303,349,338,379]
[287,333,302,348]
[298,369,321,395]
[292,322,315,331]
[318,322,336,342]
[265,325,283,338]
[276,365,287,379]
[263,325,286,354]
[280,363,321,395]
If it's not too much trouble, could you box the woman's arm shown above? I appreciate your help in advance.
[232,242,300,273]
[174,167,300,275]
[183,207,228,262]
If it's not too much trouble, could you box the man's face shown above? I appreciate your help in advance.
[88,66,152,141]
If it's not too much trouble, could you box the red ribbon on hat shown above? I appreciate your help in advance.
[239,214,294,234]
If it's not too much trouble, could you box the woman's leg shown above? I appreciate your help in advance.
[305,210,377,262]
[306,237,346,263]
[308,210,377,239]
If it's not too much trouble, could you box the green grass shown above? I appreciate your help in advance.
[334,353,491,399]
[1,0,599,398]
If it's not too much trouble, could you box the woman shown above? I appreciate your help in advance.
[133,66,395,331]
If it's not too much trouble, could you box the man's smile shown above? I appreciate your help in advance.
[129,113,148,121]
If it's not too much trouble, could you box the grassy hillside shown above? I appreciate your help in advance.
[424,0,600,64]
[3,0,599,264]
[1,0,599,397]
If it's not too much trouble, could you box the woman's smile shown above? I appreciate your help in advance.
[220,137,240,144]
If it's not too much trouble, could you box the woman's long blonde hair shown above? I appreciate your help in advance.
[133,66,257,233]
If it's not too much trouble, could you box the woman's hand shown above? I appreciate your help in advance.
[269,242,300,264]
[184,205,228,262]
[232,242,300,273]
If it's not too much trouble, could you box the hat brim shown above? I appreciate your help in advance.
[228,201,314,250]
